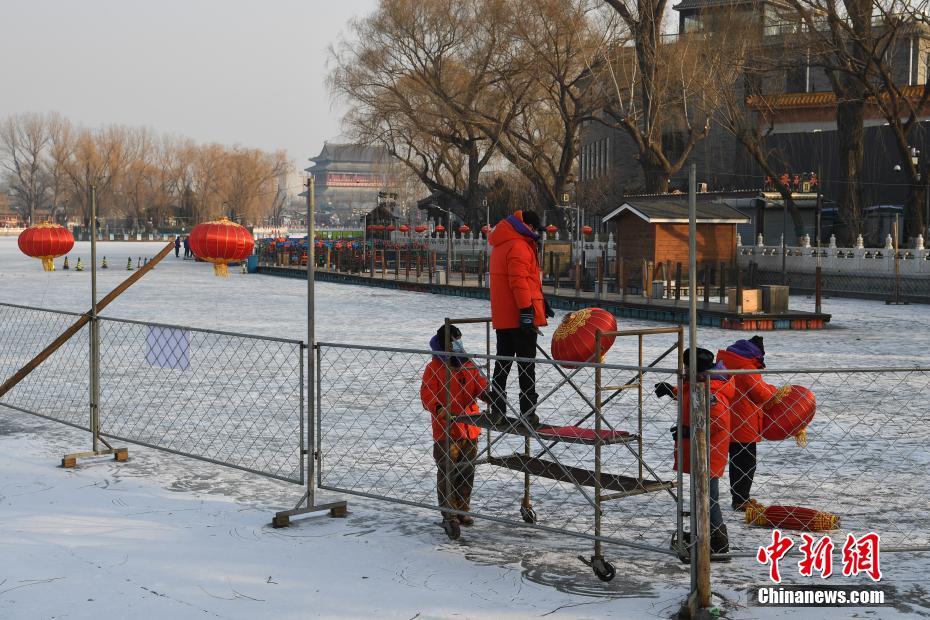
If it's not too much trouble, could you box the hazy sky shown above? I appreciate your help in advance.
[0,0,378,168]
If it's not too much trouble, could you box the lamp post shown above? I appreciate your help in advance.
[432,203,454,285]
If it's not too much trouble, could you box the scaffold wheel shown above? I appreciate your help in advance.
[520,505,537,524]
[591,556,616,582]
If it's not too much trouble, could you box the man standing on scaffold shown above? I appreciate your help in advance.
[487,210,554,428]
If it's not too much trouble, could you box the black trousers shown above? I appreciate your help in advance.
[729,441,757,506]
[491,327,538,416]
[433,439,477,520]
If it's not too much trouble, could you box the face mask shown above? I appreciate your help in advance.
[451,339,466,354]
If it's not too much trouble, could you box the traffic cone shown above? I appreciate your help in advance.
[127,257,134,271]
[75,257,84,271]
[62,256,70,270]
[101,256,108,269]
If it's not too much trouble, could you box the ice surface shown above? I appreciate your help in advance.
[1,237,928,618]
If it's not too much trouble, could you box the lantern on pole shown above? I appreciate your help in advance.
[18,222,74,271]
[435,224,446,235]
[399,224,409,234]
[480,224,490,236]
[387,224,396,232]
[415,225,428,233]
[458,225,471,235]
[188,217,254,277]
[582,225,594,236]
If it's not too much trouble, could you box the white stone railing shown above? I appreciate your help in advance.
[737,233,930,276]
[0,226,26,236]
[387,229,617,263]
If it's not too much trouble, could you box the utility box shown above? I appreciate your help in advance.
[727,288,762,313]
[761,285,790,313]
[651,280,665,299]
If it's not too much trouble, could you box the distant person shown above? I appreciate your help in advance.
[174,235,181,258]
[420,324,490,540]
[183,236,191,258]
[716,336,777,511]
[488,210,553,427]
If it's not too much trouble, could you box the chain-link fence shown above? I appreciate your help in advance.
[316,325,688,561]
[317,327,930,566]
[0,303,90,429]
[715,366,930,555]
[0,303,305,484]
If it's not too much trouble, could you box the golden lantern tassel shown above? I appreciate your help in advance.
[213,262,229,277]
[42,257,55,272]
[745,502,769,526]
[794,427,808,448]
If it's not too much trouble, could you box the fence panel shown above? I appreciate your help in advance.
[0,303,90,429]
[719,367,930,553]
[97,317,306,484]
[316,342,684,554]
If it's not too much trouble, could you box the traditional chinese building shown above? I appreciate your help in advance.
[305,143,398,225]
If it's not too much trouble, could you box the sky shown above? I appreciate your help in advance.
[0,0,378,170]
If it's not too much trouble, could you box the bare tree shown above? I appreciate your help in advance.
[0,113,53,225]
[330,0,514,226]
[601,0,714,192]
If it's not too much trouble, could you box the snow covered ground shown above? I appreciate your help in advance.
[2,238,929,618]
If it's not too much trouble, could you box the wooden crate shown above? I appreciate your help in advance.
[727,288,762,313]
[761,285,790,313]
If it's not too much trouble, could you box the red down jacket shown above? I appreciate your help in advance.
[488,211,547,330]
[674,376,735,478]
[420,358,488,442]
[716,344,778,443]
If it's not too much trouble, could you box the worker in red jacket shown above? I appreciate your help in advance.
[716,335,778,511]
[420,324,490,540]
[655,348,735,554]
[488,210,553,427]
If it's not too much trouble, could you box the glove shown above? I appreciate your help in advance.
[519,307,540,337]
[543,298,555,318]
[654,382,675,399]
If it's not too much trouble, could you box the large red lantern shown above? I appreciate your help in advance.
[550,307,617,366]
[458,225,471,234]
[414,225,428,233]
[18,222,74,271]
[189,217,254,277]
[746,502,839,532]
[761,385,816,445]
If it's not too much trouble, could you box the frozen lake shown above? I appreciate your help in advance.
[1,236,929,618]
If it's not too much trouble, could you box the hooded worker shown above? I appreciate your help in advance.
[655,347,735,554]
[716,335,778,511]
[420,324,490,540]
[487,210,554,427]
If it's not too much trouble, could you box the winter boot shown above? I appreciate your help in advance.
[711,524,730,556]
[441,517,461,540]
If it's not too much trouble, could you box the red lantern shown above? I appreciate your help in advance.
[373,224,385,231]
[545,224,558,234]
[189,217,254,277]
[582,225,593,235]
[435,225,446,234]
[387,225,396,232]
[481,225,490,235]
[746,502,839,532]
[399,224,410,233]
[458,225,471,234]
[367,225,375,231]
[762,385,816,445]
[550,307,617,366]
[414,225,428,233]
[18,222,74,271]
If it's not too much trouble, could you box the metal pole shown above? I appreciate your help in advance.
[816,162,823,314]
[782,197,788,285]
[447,209,452,286]
[688,163,711,611]
[306,176,316,507]
[90,184,100,452]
